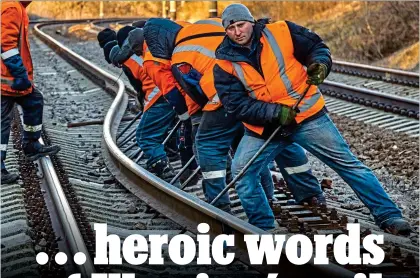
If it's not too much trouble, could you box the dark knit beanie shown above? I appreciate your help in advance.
[117,26,136,47]
[97,28,117,48]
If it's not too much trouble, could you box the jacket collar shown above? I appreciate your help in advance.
[215,22,266,63]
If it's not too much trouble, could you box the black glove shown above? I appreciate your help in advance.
[3,54,32,91]
[306,63,327,85]
[12,78,32,91]
[165,87,190,121]
[275,105,297,126]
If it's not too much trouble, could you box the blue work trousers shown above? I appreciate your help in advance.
[233,113,402,230]
[196,107,275,207]
[1,88,43,170]
[136,97,176,168]
[136,97,195,170]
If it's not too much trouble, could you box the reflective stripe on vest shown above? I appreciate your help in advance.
[144,86,160,107]
[172,45,215,59]
[231,63,257,98]
[1,48,19,60]
[298,89,322,113]
[262,27,324,113]
[130,54,144,66]
[0,144,7,151]
[261,28,300,100]
[1,78,13,86]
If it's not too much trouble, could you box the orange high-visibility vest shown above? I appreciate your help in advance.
[1,1,33,96]
[172,18,225,112]
[143,41,201,116]
[123,46,161,112]
[216,21,325,135]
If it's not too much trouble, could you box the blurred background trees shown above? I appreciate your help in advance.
[28,1,419,70]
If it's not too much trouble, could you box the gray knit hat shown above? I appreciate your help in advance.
[127,28,144,55]
[221,4,255,29]
[111,39,133,65]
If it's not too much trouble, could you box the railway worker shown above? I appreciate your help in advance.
[212,3,412,234]
[141,18,327,213]
[1,1,60,184]
[113,26,182,165]
[131,20,200,183]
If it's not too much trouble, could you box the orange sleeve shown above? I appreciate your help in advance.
[1,6,21,52]
[199,68,217,99]
[143,60,179,96]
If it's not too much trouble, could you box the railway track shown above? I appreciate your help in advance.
[1,19,418,278]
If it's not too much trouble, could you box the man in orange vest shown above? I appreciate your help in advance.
[141,19,203,183]
[1,1,60,184]
[213,4,412,234]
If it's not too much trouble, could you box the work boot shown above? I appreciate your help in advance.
[300,193,327,206]
[1,169,19,184]
[226,169,233,184]
[148,157,176,182]
[216,203,233,215]
[23,141,61,162]
[381,218,413,236]
[179,168,201,186]
[268,196,280,206]
[165,146,180,162]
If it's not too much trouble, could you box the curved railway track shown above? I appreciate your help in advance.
[1,19,418,278]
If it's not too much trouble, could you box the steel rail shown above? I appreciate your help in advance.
[320,80,419,117]
[333,60,419,86]
[34,21,355,277]
[38,138,96,277]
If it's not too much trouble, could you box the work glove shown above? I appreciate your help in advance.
[306,63,328,85]
[165,86,190,121]
[3,54,32,91]
[112,38,133,65]
[171,64,208,108]
[109,45,123,68]
[12,78,32,91]
[275,105,297,126]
